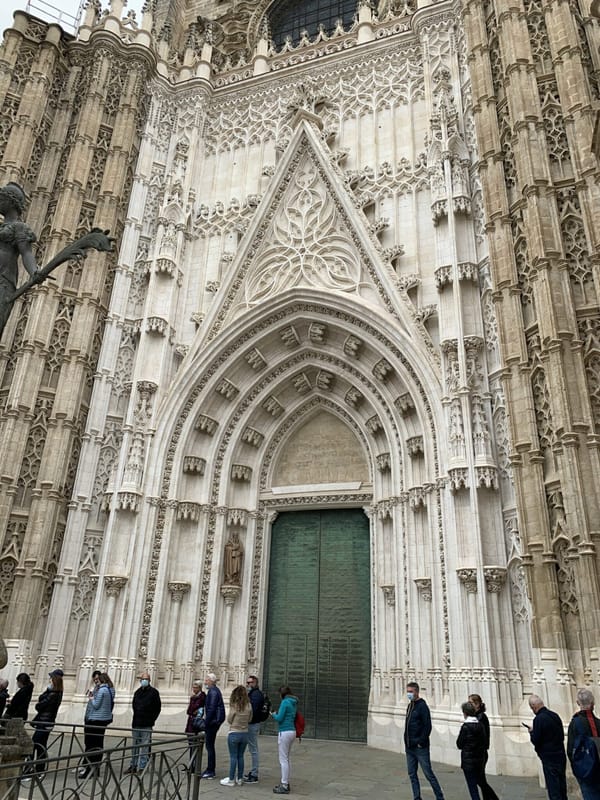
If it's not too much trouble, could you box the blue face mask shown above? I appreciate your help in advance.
[140,679,149,688]
[407,692,415,701]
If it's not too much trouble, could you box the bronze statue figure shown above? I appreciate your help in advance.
[0,182,38,334]
[0,181,115,340]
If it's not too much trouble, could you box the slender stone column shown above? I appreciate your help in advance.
[100,576,127,662]
[165,581,190,685]
[457,568,480,666]
[220,585,241,665]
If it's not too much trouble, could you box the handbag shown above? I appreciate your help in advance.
[191,709,206,733]
[571,715,600,781]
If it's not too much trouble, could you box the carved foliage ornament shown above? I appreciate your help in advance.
[244,163,361,305]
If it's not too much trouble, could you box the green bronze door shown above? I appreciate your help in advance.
[263,509,371,741]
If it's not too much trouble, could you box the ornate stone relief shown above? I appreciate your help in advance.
[0,519,26,615]
[243,161,362,306]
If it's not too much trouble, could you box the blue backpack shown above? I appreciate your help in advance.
[571,715,600,781]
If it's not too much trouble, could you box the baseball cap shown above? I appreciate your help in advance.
[49,669,64,677]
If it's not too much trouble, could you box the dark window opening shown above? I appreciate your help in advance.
[269,0,357,49]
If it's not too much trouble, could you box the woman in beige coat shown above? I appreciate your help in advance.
[220,685,252,787]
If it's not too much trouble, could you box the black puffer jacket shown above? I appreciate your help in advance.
[457,719,487,771]
[32,688,62,725]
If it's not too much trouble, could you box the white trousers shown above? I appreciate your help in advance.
[277,730,296,785]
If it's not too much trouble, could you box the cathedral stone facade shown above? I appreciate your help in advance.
[1,0,599,775]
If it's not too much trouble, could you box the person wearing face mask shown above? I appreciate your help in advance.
[126,672,161,774]
[403,682,445,800]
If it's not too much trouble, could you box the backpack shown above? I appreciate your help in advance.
[571,715,600,781]
[258,694,272,723]
[294,711,305,740]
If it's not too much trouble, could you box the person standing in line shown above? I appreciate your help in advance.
[3,672,33,720]
[525,694,568,800]
[468,694,500,800]
[28,669,64,775]
[126,672,161,774]
[200,673,225,779]
[567,688,600,800]
[244,675,265,783]
[270,685,298,795]
[184,679,206,771]
[403,681,445,800]
[220,685,252,787]
[79,672,115,778]
[456,701,496,800]
[0,678,8,716]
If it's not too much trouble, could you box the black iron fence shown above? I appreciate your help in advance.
[0,722,203,800]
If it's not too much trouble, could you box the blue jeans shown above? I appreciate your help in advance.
[406,746,445,800]
[130,727,152,770]
[247,722,260,776]
[540,756,568,800]
[227,732,248,781]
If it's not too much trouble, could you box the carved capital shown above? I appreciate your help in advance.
[457,568,477,594]
[414,577,432,602]
[168,581,191,602]
[381,584,395,606]
[221,585,241,606]
[104,575,128,598]
[483,566,507,594]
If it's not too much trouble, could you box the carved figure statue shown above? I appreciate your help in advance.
[0,182,38,333]
[0,181,114,339]
[223,532,243,585]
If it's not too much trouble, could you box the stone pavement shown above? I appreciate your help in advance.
[197,735,550,798]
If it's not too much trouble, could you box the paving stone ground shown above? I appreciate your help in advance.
[196,735,552,798]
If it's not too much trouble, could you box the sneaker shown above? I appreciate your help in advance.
[243,774,259,783]
[273,785,290,794]
[200,771,215,779]
[220,777,236,786]
[78,767,90,779]
[125,767,138,775]
[235,778,244,785]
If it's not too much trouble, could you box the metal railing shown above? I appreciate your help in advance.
[23,0,85,33]
[0,721,203,800]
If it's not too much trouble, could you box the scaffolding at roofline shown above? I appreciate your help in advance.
[23,0,85,33]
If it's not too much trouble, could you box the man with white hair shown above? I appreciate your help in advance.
[200,673,225,780]
[567,688,600,800]
[525,694,567,800]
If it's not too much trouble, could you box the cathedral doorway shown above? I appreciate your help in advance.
[262,508,371,741]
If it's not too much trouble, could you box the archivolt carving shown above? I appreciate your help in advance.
[141,301,439,658]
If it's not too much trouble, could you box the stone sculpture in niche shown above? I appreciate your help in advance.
[223,531,243,585]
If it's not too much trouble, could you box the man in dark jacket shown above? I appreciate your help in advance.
[200,673,225,779]
[526,694,567,800]
[244,675,265,783]
[566,688,600,800]
[404,682,445,800]
[126,672,161,773]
